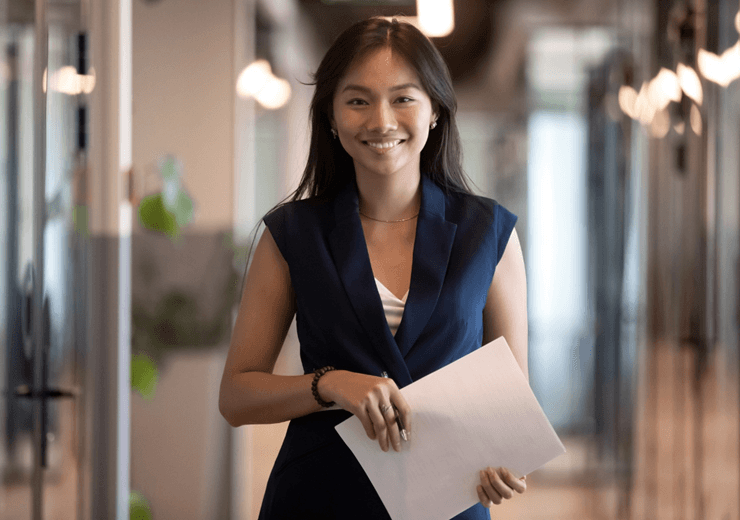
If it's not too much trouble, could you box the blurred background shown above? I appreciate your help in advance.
[1,0,739,518]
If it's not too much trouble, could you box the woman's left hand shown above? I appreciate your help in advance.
[476,467,527,508]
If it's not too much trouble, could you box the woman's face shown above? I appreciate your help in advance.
[332,47,437,181]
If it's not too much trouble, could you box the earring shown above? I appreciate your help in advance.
[430,121,437,130]
[331,128,338,139]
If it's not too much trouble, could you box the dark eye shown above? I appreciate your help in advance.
[396,96,413,103]
[348,98,368,106]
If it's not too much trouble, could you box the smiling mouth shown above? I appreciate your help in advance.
[363,139,404,151]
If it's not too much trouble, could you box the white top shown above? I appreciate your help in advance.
[374,278,408,336]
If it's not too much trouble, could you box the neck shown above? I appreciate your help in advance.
[355,172,421,221]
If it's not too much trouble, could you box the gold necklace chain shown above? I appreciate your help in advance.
[358,210,419,223]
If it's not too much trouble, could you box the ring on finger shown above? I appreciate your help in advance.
[380,404,392,415]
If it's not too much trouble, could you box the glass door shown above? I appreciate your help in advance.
[1,0,87,518]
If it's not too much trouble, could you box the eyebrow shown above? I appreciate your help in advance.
[341,82,422,94]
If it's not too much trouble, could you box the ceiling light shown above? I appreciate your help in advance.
[677,63,703,105]
[634,82,657,125]
[651,68,682,109]
[417,0,454,37]
[689,104,702,135]
[236,60,273,98]
[697,43,740,87]
[255,77,292,110]
[649,107,670,139]
[618,85,638,119]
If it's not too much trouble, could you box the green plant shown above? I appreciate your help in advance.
[137,155,194,241]
[129,490,153,520]
[129,156,242,520]
[132,154,239,361]
[131,268,239,362]
[131,353,158,400]
[130,154,195,520]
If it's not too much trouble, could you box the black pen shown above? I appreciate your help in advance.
[381,371,408,441]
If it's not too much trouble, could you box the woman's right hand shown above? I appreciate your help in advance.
[317,370,411,453]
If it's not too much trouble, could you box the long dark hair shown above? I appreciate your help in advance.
[292,16,473,201]
[239,18,474,298]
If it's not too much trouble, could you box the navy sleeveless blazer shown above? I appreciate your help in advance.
[259,174,518,520]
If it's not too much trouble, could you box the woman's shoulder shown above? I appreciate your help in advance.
[264,195,331,218]
[262,195,334,234]
[261,196,333,260]
[444,188,518,264]
[444,188,515,224]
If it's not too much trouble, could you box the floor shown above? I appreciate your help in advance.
[487,434,626,520]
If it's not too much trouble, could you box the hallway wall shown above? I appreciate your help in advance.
[132,0,235,232]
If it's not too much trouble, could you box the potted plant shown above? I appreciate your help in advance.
[129,155,240,519]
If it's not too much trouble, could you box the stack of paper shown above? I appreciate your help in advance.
[335,336,566,520]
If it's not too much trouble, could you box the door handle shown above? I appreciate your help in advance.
[14,382,77,468]
[14,384,77,399]
[15,292,78,467]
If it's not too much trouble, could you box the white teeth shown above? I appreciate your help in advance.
[366,140,401,149]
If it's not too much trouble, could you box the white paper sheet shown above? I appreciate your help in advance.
[334,336,566,520]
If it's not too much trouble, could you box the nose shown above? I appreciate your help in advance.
[367,100,397,133]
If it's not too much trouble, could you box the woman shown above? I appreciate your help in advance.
[219,17,528,520]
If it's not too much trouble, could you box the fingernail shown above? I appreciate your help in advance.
[401,429,408,441]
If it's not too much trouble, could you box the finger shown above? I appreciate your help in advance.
[367,403,390,452]
[502,467,527,494]
[487,467,514,500]
[391,393,412,440]
[480,470,503,505]
[358,412,376,441]
[382,405,402,452]
[476,485,492,508]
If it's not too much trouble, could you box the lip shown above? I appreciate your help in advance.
[363,139,405,153]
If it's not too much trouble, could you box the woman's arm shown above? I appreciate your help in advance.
[481,226,528,383]
[478,226,529,508]
[218,226,320,426]
[218,227,411,453]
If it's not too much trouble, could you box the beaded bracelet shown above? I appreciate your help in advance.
[311,366,336,407]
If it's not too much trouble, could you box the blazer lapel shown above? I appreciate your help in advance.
[328,178,410,383]
[394,176,457,357]
[327,175,457,383]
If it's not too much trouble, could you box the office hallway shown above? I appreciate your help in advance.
[489,340,740,520]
